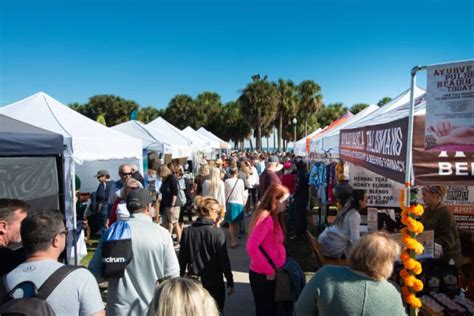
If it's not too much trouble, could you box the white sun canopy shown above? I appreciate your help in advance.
[197,127,231,149]
[112,120,165,152]
[294,128,323,156]
[319,104,379,155]
[147,117,193,158]
[182,126,221,151]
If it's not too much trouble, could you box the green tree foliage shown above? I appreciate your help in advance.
[350,103,369,115]
[138,106,164,124]
[163,94,197,129]
[69,95,140,126]
[239,76,278,151]
[195,92,224,135]
[317,103,348,127]
[377,97,392,107]
[298,80,323,136]
[217,101,251,146]
[274,79,298,151]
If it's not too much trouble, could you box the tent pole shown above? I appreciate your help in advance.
[405,65,426,316]
[71,162,78,265]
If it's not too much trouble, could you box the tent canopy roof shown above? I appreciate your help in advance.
[0,114,64,156]
[0,92,143,162]
[112,120,165,152]
[182,126,220,149]
[197,127,230,149]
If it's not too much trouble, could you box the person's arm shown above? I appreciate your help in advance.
[434,207,458,251]
[294,273,320,316]
[348,211,361,243]
[217,230,234,289]
[246,216,274,275]
[178,229,189,276]
[170,177,178,206]
[88,236,104,281]
[77,269,106,316]
[163,232,180,278]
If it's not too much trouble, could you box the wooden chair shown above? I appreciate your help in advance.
[306,230,347,266]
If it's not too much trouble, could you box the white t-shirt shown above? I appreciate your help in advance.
[6,259,104,316]
[225,177,245,205]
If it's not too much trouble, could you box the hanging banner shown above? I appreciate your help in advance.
[413,116,474,185]
[445,186,474,231]
[425,60,474,152]
[340,117,408,184]
[348,162,403,208]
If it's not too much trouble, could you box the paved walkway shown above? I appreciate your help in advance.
[224,232,255,316]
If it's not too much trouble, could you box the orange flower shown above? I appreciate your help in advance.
[401,286,410,297]
[412,261,422,275]
[399,269,411,279]
[413,279,424,292]
[405,294,422,309]
[404,258,417,270]
[404,275,416,287]
[410,204,424,216]
[400,249,411,262]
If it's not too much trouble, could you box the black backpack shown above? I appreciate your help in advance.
[0,265,82,316]
[101,220,133,279]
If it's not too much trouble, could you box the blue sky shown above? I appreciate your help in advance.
[0,0,473,109]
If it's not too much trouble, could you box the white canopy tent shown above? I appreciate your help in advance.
[181,126,221,155]
[319,104,379,155]
[0,92,143,262]
[147,117,194,158]
[112,120,165,153]
[197,127,231,149]
[347,86,426,129]
[294,128,323,156]
[0,92,142,263]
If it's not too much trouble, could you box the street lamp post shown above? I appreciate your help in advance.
[292,117,297,149]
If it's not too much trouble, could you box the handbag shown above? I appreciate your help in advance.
[259,246,292,302]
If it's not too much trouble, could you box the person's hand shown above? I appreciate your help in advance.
[434,243,443,258]
[428,121,454,137]
[266,272,275,281]
[227,286,235,295]
[435,127,474,145]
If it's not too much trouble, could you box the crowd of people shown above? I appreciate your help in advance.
[0,150,468,315]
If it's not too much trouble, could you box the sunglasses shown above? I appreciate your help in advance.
[121,172,132,176]
[127,186,139,190]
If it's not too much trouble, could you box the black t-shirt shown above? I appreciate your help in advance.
[160,175,179,208]
[0,245,26,276]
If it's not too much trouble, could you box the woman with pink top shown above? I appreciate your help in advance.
[246,184,289,316]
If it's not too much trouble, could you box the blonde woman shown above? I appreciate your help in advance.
[202,168,226,215]
[195,164,210,196]
[179,197,234,311]
[225,167,246,248]
[295,232,405,316]
[149,278,219,316]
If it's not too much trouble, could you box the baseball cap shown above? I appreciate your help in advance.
[94,170,109,178]
[126,188,151,212]
[283,161,292,169]
[268,155,279,163]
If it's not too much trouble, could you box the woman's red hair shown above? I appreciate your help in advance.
[248,184,289,238]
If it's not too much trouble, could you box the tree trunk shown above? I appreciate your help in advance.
[278,111,283,151]
[304,111,308,137]
[249,138,254,152]
[283,139,287,152]
[256,107,262,151]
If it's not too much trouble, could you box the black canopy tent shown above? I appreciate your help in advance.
[0,114,65,214]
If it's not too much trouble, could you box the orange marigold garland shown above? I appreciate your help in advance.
[399,189,424,310]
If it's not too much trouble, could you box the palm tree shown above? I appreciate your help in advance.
[239,76,278,151]
[273,79,298,151]
[298,80,323,136]
[163,94,196,129]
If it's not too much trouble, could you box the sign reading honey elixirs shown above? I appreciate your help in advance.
[339,117,408,184]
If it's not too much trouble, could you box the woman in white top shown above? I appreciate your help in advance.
[202,168,226,219]
[224,167,246,248]
[318,189,367,259]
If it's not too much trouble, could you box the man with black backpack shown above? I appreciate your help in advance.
[88,188,179,316]
[0,210,104,316]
